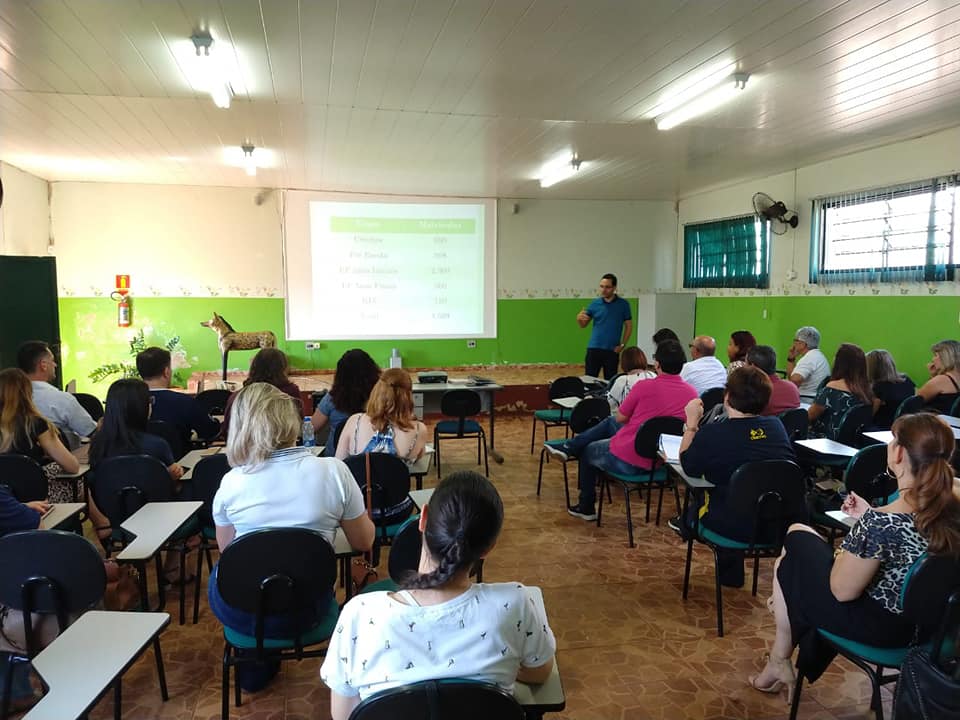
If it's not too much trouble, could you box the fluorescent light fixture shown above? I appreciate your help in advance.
[242,144,257,176]
[539,155,583,188]
[189,32,235,109]
[648,60,737,118]
[655,73,750,130]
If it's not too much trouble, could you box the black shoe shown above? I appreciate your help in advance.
[567,504,597,521]
[667,515,683,536]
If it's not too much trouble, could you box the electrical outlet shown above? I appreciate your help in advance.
[305,342,320,350]
[466,340,477,349]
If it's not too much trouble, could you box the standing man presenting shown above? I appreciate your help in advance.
[577,273,633,380]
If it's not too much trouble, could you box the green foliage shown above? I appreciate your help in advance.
[89,330,184,384]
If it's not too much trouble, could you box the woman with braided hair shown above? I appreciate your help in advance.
[321,471,556,720]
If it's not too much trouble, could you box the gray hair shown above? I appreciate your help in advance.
[795,326,821,349]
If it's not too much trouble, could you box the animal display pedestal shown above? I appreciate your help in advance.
[200,312,277,380]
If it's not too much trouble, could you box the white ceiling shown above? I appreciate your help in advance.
[1,0,959,200]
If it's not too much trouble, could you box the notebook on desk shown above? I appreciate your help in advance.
[659,434,683,464]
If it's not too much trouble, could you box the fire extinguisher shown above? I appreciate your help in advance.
[110,291,131,327]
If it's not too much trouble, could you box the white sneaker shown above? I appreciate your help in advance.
[544,443,569,462]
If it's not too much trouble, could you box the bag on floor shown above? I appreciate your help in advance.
[893,645,960,719]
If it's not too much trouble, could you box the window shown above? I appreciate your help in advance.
[812,175,958,283]
[683,215,769,289]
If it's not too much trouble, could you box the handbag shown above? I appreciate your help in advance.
[893,645,960,719]
[350,453,379,594]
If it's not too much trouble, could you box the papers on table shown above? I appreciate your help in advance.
[864,431,894,444]
[659,434,683,464]
[939,414,960,428]
[826,510,856,528]
[795,438,858,457]
[553,396,580,409]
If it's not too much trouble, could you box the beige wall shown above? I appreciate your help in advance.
[0,162,50,256]
[676,125,960,296]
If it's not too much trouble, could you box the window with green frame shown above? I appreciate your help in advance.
[683,215,769,289]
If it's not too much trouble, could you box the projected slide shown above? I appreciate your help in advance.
[283,193,496,340]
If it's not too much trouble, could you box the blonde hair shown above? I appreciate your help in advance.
[932,340,960,374]
[226,382,300,469]
[0,368,53,454]
[366,368,415,432]
[866,349,900,384]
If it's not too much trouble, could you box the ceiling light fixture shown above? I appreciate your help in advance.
[191,32,234,109]
[241,144,257,176]
[655,72,750,131]
[539,154,582,188]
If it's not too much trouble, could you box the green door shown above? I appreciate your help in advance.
[0,256,61,387]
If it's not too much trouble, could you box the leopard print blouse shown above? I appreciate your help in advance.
[840,508,927,614]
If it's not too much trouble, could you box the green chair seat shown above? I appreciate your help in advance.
[699,526,778,551]
[223,596,339,649]
[534,409,567,422]
[202,525,217,540]
[170,516,200,542]
[604,466,669,485]
[817,629,912,667]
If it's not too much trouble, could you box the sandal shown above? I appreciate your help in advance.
[748,653,795,703]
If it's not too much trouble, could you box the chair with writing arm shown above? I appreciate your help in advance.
[529,376,586,454]
[537,397,611,509]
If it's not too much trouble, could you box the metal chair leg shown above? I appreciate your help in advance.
[682,538,694,599]
[193,541,204,624]
[789,671,804,720]
[655,486,665,525]
[113,678,121,720]
[562,463,571,509]
[751,554,761,596]
[712,548,725,637]
[644,483,652,523]
[537,449,547,495]
[222,645,231,720]
[530,414,538,453]
[623,485,635,548]
[153,636,169,701]
[482,431,489,476]
[596,475,605,527]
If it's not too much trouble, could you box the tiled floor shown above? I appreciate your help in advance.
[69,415,889,720]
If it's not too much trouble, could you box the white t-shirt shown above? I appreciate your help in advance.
[679,356,728,395]
[320,583,556,701]
[212,447,366,546]
[793,348,831,400]
[607,370,657,411]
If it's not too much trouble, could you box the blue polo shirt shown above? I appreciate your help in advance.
[586,295,632,350]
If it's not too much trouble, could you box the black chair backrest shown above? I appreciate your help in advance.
[440,390,482,436]
[901,553,960,641]
[778,407,809,442]
[192,453,232,527]
[146,419,185,460]
[0,454,48,502]
[387,515,422,582]
[726,460,806,548]
[951,395,960,417]
[343,453,412,525]
[548,376,585,401]
[568,397,611,434]
[90,454,173,527]
[195,388,231,417]
[0,530,106,655]
[895,395,926,420]
[835,404,875,446]
[72,392,104,421]
[844,444,897,505]
[700,387,725,413]
[217,528,336,629]
[348,679,524,720]
[634,416,684,463]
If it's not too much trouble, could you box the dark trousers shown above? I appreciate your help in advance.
[585,348,619,379]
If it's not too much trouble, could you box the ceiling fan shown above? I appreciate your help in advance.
[752,191,798,235]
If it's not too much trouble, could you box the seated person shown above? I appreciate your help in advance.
[321,471,556,720]
[680,335,728,395]
[0,368,93,512]
[726,330,757,374]
[747,345,800,415]
[220,348,302,438]
[786,326,831,401]
[750,413,960,698]
[566,340,698,521]
[336,368,427,465]
[606,346,656,411]
[652,328,679,346]
[16,340,97,448]
[674,366,796,587]
[312,349,380,456]
[89,378,184,483]
[916,339,960,414]
[136,346,220,446]
[807,344,873,439]
[211,382,374,691]
[866,349,916,429]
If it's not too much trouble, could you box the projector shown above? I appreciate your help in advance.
[417,371,448,384]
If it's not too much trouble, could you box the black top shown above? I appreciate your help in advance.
[681,415,795,524]
[872,377,916,429]
[1,416,50,465]
[149,389,221,444]
[90,431,174,468]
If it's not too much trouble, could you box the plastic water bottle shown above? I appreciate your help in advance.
[390,348,402,369]
[302,417,315,447]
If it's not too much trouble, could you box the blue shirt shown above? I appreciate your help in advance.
[586,296,632,350]
[149,389,221,444]
[318,392,351,458]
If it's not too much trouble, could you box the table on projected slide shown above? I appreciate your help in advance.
[412,382,505,463]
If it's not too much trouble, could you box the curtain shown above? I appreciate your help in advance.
[811,175,958,284]
[683,215,769,289]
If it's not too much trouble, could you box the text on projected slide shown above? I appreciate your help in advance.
[310,203,486,337]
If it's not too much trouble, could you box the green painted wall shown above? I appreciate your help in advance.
[694,295,960,384]
[59,296,638,396]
